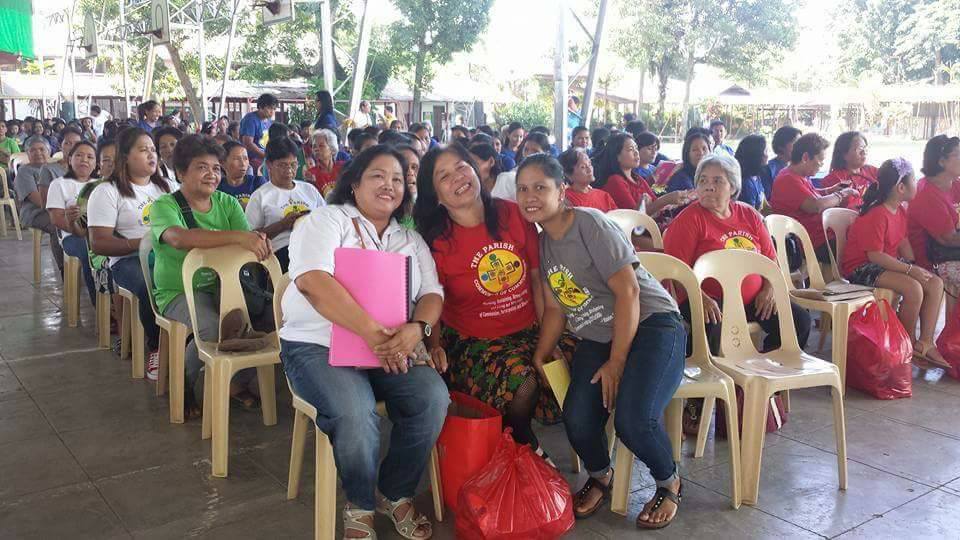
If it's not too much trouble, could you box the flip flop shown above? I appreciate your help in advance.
[573,474,613,519]
[636,483,682,530]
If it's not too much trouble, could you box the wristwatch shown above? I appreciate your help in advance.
[414,320,432,338]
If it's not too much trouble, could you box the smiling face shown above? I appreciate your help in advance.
[181,154,222,197]
[572,130,590,149]
[711,124,726,145]
[400,149,420,197]
[844,136,867,170]
[127,135,158,178]
[353,154,405,222]
[508,128,525,150]
[69,144,96,180]
[145,104,161,123]
[696,163,733,213]
[432,151,482,211]
[158,134,178,162]
[516,164,564,224]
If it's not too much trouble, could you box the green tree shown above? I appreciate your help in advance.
[387,0,494,121]
[831,0,915,84]
[895,0,960,84]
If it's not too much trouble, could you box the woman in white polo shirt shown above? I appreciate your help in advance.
[88,127,177,380]
[279,145,448,540]
[245,137,324,273]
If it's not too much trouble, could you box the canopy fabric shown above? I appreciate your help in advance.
[0,0,32,62]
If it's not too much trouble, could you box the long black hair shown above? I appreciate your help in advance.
[516,132,550,164]
[467,142,502,182]
[316,90,334,118]
[830,131,866,171]
[921,135,960,177]
[860,159,911,216]
[63,140,98,180]
[327,145,411,223]
[413,143,501,248]
[735,134,768,178]
[592,132,634,189]
[108,127,170,198]
[680,131,712,177]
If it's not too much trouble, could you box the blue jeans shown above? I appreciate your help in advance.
[563,311,685,482]
[61,235,96,307]
[109,256,160,350]
[280,339,450,510]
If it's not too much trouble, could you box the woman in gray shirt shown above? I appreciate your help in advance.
[517,154,686,530]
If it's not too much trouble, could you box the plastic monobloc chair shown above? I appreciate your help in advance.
[274,275,444,539]
[32,228,42,283]
[63,254,81,327]
[0,168,23,240]
[821,208,898,308]
[139,234,191,419]
[118,285,145,378]
[181,245,282,478]
[693,249,847,506]
[606,209,663,250]
[766,214,874,388]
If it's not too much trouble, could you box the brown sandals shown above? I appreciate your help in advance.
[573,474,613,519]
[636,483,682,530]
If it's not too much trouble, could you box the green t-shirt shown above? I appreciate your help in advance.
[0,137,20,169]
[150,190,250,313]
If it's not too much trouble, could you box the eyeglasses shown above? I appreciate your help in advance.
[271,162,298,171]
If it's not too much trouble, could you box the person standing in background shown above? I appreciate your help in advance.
[240,93,278,175]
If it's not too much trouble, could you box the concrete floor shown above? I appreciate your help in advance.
[3,233,960,539]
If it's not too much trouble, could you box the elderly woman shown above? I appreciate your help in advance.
[14,136,65,275]
[558,147,617,212]
[821,131,878,210]
[664,153,812,353]
[280,145,448,540]
[770,133,860,264]
[306,128,344,196]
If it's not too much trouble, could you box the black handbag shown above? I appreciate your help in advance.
[927,237,960,265]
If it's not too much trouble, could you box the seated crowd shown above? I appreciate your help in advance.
[9,92,960,539]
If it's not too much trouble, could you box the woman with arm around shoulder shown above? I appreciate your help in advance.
[843,158,949,369]
[594,133,696,216]
[414,143,577,462]
[821,131,878,209]
[516,154,686,529]
[279,145,447,540]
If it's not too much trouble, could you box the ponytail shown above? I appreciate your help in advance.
[860,158,914,216]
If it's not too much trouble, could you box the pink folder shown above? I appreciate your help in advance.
[329,247,411,368]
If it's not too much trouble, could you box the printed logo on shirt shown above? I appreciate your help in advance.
[547,269,589,308]
[138,198,156,225]
[236,194,251,208]
[282,201,309,217]
[721,231,759,252]
[470,243,525,296]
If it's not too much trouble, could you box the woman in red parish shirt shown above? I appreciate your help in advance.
[820,131,879,210]
[559,147,617,212]
[413,143,576,464]
[770,132,860,263]
[843,158,949,369]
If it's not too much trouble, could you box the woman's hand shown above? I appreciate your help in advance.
[64,204,81,224]
[754,283,778,320]
[362,324,408,374]
[282,210,310,231]
[702,293,722,325]
[240,231,272,261]
[373,322,423,366]
[591,358,626,412]
[427,345,448,373]
[839,187,859,200]
[908,265,934,283]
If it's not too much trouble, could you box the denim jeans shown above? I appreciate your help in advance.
[109,256,160,350]
[61,235,96,307]
[280,338,450,510]
[562,311,685,482]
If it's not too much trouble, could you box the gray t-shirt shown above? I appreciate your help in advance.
[40,163,66,187]
[13,163,47,225]
[539,207,678,343]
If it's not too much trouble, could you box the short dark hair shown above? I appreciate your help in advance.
[635,131,659,149]
[591,127,611,153]
[354,132,377,150]
[771,126,802,155]
[622,112,636,123]
[328,144,411,223]
[530,125,550,136]
[790,133,830,165]
[517,153,565,188]
[569,96,580,106]
[734,134,768,178]
[268,122,289,141]
[470,132,494,145]
[221,140,245,158]
[256,93,279,109]
[558,147,585,177]
[60,126,83,141]
[921,135,960,177]
[90,105,102,114]
[138,100,159,119]
[173,134,225,176]
[477,125,494,137]
[347,128,364,147]
[709,119,726,130]
[265,137,299,162]
[378,129,412,146]
[625,120,647,138]
[830,131,867,171]
[571,125,589,137]
[153,126,183,147]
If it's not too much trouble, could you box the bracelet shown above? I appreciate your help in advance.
[906,264,913,276]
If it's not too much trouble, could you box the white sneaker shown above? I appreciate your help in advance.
[146,351,159,381]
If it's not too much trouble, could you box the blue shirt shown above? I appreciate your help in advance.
[313,111,337,131]
[634,164,656,180]
[765,157,788,199]
[335,150,351,163]
[217,174,266,208]
[137,120,158,134]
[666,167,696,192]
[240,111,272,152]
[738,175,765,210]
[715,143,735,156]
[500,151,517,172]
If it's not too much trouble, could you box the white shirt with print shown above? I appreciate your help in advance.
[45,176,93,241]
[245,180,326,251]
[87,178,178,266]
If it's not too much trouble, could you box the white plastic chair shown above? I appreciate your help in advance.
[0,168,22,240]
[606,209,663,250]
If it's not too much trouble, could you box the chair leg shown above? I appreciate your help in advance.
[665,398,682,462]
[739,386,770,506]
[32,229,41,284]
[257,364,278,426]
[605,415,616,460]
[0,202,7,237]
[610,438,633,516]
[569,447,581,474]
[287,409,309,499]
[210,362,232,477]
[11,205,21,241]
[96,291,110,348]
[316,430,337,540]
[65,258,79,328]
[721,389,742,509]
[831,305,851,394]
[430,446,444,522]
[120,295,131,361]
[830,384,848,491]
[168,328,188,418]
[817,312,831,352]
[695,396,715,458]
[130,301,145,380]
[201,361,212,438]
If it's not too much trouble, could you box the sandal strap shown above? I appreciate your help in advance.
[575,476,613,501]
[376,496,432,539]
[343,507,377,539]
[649,485,682,512]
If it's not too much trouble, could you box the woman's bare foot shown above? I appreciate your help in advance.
[573,469,612,517]
[637,477,681,528]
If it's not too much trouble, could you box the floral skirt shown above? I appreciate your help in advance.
[442,325,578,425]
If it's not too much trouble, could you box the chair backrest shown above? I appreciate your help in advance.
[49,152,63,164]
[138,233,164,317]
[764,213,828,290]
[0,168,9,199]
[822,208,858,282]
[273,274,291,349]
[9,152,26,176]
[637,252,710,364]
[606,209,663,249]
[181,245,283,343]
[692,249,802,358]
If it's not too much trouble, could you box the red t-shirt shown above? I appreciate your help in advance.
[308,161,345,197]
[600,172,657,210]
[663,201,777,304]
[770,169,833,248]
[565,188,618,212]
[430,200,539,339]
[907,181,959,269]
[821,165,878,209]
[917,176,960,202]
[841,204,907,276]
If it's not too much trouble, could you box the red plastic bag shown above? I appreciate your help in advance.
[846,300,913,399]
[456,430,575,540]
[436,392,502,513]
[936,302,960,380]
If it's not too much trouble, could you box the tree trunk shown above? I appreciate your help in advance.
[412,48,427,124]
[934,47,943,85]
[681,51,696,130]
[166,44,205,131]
[656,62,668,124]
[637,68,645,114]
